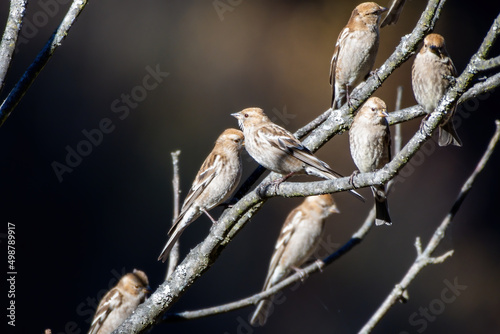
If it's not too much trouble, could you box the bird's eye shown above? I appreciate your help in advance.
[244,113,249,118]
[371,108,375,111]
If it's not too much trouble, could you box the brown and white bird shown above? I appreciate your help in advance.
[232,108,363,201]
[380,0,406,27]
[412,33,462,147]
[330,2,387,109]
[349,97,392,225]
[88,269,150,334]
[250,194,340,326]
[158,129,244,262]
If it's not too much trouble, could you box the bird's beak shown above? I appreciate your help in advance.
[429,45,441,56]
[378,109,389,118]
[144,286,153,294]
[231,112,240,119]
[379,6,388,13]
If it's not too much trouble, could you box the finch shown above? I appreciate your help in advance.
[412,33,462,147]
[330,2,387,109]
[250,194,340,326]
[158,128,244,262]
[88,269,150,334]
[349,97,392,225]
[231,108,363,201]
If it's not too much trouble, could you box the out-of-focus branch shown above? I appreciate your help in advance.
[0,0,89,127]
[0,0,27,93]
[166,150,181,280]
[358,120,500,334]
[393,86,403,155]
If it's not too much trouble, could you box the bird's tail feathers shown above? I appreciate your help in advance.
[438,122,462,147]
[250,299,273,327]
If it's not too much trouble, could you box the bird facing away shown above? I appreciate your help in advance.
[412,33,462,147]
[158,128,244,262]
[349,97,392,225]
[231,107,363,201]
[250,194,340,326]
[330,2,387,109]
[88,269,150,334]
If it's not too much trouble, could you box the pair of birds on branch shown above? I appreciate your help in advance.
[89,1,464,333]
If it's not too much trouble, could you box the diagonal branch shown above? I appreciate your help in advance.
[0,0,89,127]
[0,0,27,94]
[358,119,500,334]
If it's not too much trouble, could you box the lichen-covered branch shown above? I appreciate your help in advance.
[0,0,89,127]
[358,120,500,334]
[0,0,27,93]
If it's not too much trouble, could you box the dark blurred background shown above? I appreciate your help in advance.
[1,0,499,333]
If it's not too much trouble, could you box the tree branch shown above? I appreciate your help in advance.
[166,150,181,280]
[0,0,89,127]
[358,119,500,334]
[0,0,27,94]
[475,55,500,72]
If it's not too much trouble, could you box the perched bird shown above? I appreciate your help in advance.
[88,269,150,334]
[158,129,244,262]
[349,97,392,225]
[412,33,462,146]
[231,108,363,200]
[330,2,387,109]
[380,0,407,27]
[250,194,340,326]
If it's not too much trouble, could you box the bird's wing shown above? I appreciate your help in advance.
[276,135,343,178]
[168,154,219,235]
[262,208,303,290]
[330,27,348,107]
[88,288,123,334]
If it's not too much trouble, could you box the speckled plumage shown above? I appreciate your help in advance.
[250,195,339,326]
[89,270,150,334]
[412,33,462,147]
[349,97,392,225]
[158,129,244,262]
[330,2,387,109]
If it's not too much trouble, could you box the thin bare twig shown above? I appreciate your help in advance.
[393,86,403,156]
[0,0,89,126]
[0,0,27,93]
[358,120,500,334]
[167,150,182,279]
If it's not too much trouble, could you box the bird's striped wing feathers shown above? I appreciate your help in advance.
[88,288,123,334]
